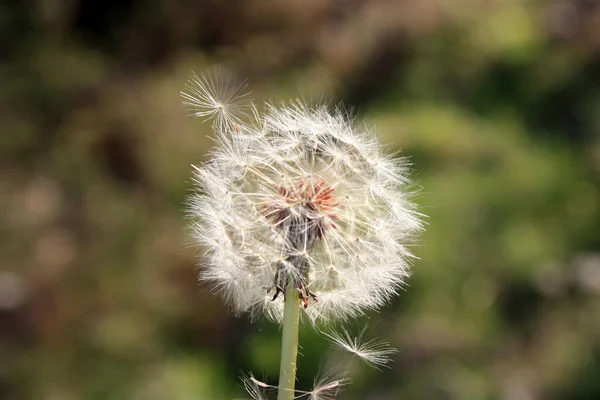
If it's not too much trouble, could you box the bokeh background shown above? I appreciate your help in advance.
[2,1,600,399]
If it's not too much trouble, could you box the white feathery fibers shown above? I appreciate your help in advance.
[304,373,348,400]
[239,371,346,400]
[323,327,397,370]
[181,70,250,130]
[183,71,422,323]
[240,373,272,400]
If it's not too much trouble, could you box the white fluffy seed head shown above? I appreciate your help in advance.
[184,71,423,323]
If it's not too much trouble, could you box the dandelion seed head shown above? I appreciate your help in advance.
[185,71,423,323]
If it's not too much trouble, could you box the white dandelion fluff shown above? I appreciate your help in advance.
[181,70,250,130]
[184,71,422,323]
[302,372,349,400]
[240,373,272,400]
[239,371,347,400]
[323,327,397,370]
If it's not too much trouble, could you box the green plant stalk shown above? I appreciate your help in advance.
[277,282,301,400]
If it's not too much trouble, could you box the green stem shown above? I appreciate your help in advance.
[277,283,301,400]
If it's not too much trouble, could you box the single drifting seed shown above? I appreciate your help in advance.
[250,376,271,389]
[181,70,250,130]
[241,373,272,400]
[300,373,349,400]
[323,327,398,370]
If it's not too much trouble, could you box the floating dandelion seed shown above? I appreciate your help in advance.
[302,373,349,400]
[240,373,273,400]
[184,70,423,323]
[323,327,398,370]
[181,70,250,130]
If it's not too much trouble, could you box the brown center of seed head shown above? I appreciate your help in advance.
[265,178,339,249]
[265,178,338,307]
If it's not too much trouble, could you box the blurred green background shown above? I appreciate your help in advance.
[2,1,600,399]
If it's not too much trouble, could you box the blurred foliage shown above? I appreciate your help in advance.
[1,1,600,399]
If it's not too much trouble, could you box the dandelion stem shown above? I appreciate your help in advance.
[277,282,301,400]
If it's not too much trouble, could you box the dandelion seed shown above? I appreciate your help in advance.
[181,69,250,130]
[184,71,422,323]
[300,373,349,400]
[323,327,398,370]
[240,372,274,400]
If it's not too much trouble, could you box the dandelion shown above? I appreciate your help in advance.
[323,327,398,370]
[183,70,422,400]
[185,78,421,323]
